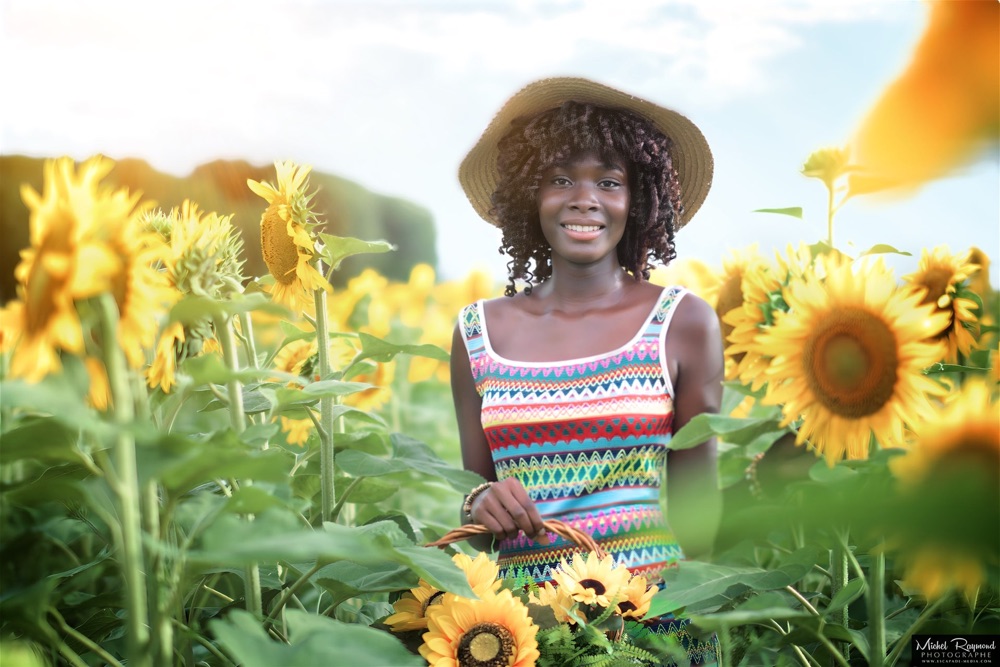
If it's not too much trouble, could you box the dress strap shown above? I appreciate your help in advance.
[458,301,487,361]
[646,286,688,399]
[644,286,688,340]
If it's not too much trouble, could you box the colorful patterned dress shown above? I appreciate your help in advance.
[459,285,719,665]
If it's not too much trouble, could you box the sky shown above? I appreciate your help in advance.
[1,0,997,285]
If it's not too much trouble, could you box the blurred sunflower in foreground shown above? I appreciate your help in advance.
[248,161,329,310]
[889,379,999,602]
[849,0,999,193]
[757,254,950,463]
[8,156,170,388]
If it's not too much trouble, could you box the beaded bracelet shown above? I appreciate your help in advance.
[462,482,494,518]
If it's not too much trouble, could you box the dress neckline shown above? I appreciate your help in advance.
[477,285,676,368]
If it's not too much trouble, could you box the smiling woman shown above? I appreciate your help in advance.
[450,77,723,666]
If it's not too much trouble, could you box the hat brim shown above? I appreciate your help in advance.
[458,76,713,229]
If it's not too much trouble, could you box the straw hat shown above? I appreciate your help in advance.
[458,77,714,229]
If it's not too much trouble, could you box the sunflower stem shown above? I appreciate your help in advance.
[96,294,151,667]
[869,548,887,667]
[264,562,324,628]
[213,314,263,619]
[143,479,172,667]
[238,312,269,438]
[830,530,851,664]
[313,263,337,523]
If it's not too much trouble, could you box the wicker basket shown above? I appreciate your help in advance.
[425,519,608,560]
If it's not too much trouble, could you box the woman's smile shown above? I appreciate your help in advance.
[560,220,606,239]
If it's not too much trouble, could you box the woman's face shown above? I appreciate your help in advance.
[537,151,630,268]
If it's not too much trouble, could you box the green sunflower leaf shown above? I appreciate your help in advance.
[752,207,804,219]
[317,233,395,272]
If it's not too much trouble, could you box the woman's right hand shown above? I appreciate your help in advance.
[469,477,549,545]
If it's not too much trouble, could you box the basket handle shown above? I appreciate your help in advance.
[425,519,608,560]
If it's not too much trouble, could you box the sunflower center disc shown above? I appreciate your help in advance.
[260,207,300,284]
[578,578,607,595]
[805,308,898,418]
[457,622,515,667]
[916,268,954,309]
[422,591,445,615]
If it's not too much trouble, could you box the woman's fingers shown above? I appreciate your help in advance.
[470,478,549,544]
[505,480,548,544]
[471,488,518,540]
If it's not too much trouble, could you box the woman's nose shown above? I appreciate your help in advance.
[568,183,599,211]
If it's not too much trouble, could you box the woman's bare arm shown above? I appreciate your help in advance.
[663,294,724,559]
[450,322,546,548]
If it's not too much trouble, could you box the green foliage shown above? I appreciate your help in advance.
[211,609,424,666]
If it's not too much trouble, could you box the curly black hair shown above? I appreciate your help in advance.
[490,101,684,297]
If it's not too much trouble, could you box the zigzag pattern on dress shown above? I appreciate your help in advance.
[494,446,664,500]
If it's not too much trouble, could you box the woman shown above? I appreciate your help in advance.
[451,77,723,665]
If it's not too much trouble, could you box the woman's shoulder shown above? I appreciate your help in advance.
[671,290,718,331]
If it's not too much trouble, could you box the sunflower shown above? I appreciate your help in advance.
[152,200,245,300]
[143,202,243,391]
[897,547,986,604]
[147,321,185,392]
[551,552,631,609]
[903,246,980,362]
[273,338,318,379]
[889,379,998,603]
[530,581,576,624]
[345,268,393,338]
[420,589,539,667]
[11,156,139,381]
[848,1,998,192]
[649,258,722,308]
[0,300,23,354]
[385,580,445,633]
[758,254,950,464]
[102,215,174,369]
[714,246,768,365]
[279,416,313,446]
[451,552,502,597]
[247,161,329,310]
[84,356,112,411]
[967,245,993,292]
[723,243,815,388]
[890,379,998,485]
[617,575,656,620]
[342,357,394,412]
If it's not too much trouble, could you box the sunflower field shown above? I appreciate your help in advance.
[1,3,998,666]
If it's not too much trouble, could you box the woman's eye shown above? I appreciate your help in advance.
[551,176,571,186]
[599,179,621,188]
